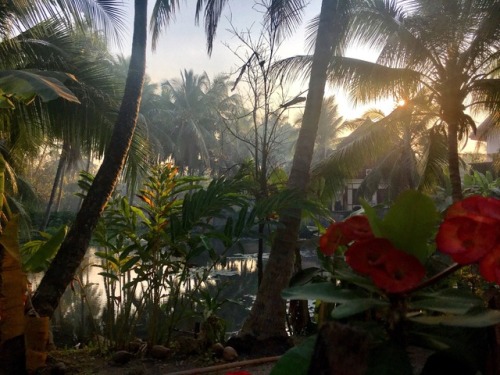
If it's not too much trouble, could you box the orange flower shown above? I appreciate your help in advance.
[479,245,500,284]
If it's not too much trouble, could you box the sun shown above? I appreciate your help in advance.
[397,99,406,107]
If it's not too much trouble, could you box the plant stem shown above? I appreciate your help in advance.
[404,262,463,294]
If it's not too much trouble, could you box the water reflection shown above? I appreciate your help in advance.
[33,238,319,346]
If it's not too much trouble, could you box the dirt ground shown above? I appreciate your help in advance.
[47,348,279,375]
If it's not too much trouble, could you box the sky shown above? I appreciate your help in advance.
[111,2,483,153]
[116,1,321,81]
[112,1,384,120]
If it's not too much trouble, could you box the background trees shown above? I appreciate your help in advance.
[330,0,500,202]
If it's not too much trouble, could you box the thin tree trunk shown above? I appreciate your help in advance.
[240,0,338,339]
[54,165,65,213]
[40,141,68,231]
[32,0,148,318]
[447,121,463,202]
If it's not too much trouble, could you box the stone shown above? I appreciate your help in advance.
[150,345,171,360]
[211,342,225,357]
[222,346,238,362]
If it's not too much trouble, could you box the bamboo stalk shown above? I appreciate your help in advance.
[166,355,281,375]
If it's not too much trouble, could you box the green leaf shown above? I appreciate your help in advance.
[289,267,322,287]
[23,226,68,273]
[282,282,365,303]
[0,70,80,106]
[94,251,120,266]
[410,309,500,327]
[0,215,21,262]
[360,199,382,236]
[120,255,141,273]
[98,271,119,281]
[410,289,483,315]
[270,335,316,375]
[378,190,438,262]
[366,342,413,375]
[333,268,380,293]
[331,298,389,319]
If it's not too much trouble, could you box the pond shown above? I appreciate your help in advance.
[32,238,319,347]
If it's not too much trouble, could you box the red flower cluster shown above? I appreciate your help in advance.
[319,215,374,255]
[320,216,425,293]
[436,196,500,283]
[345,238,425,293]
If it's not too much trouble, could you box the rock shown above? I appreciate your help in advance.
[211,342,225,357]
[222,346,238,362]
[111,350,134,365]
[150,345,171,360]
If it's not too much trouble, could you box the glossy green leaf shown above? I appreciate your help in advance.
[410,309,500,327]
[23,226,68,273]
[270,335,316,375]
[289,267,322,287]
[410,289,483,315]
[378,190,438,262]
[360,199,382,236]
[333,268,380,293]
[282,282,365,303]
[331,298,389,319]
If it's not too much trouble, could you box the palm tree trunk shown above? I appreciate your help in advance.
[447,121,463,202]
[240,0,338,339]
[32,0,148,318]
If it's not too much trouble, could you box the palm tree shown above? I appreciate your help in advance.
[31,0,145,319]
[160,70,236,174]
[331,0,500,201]
[314,94,449,203]
[237,0,351,340]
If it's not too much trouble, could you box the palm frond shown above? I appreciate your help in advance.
[150,0,180,50]
[265,0,307,43]
[328,56,421,105]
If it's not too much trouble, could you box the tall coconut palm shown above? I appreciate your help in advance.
[237,0,351,340]
[31,0,145,319]
[172,0,350,341]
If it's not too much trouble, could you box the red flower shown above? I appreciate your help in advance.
[346,238,425,293]
[319,216,374,256]
[370,249,426,293]
[446,195,500,221]
[225,371,252,375]
[436,215,498,264]
[342,215,374,242]
[319,222,347,256]
[345,238,392,275]
[479,245,500,284]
